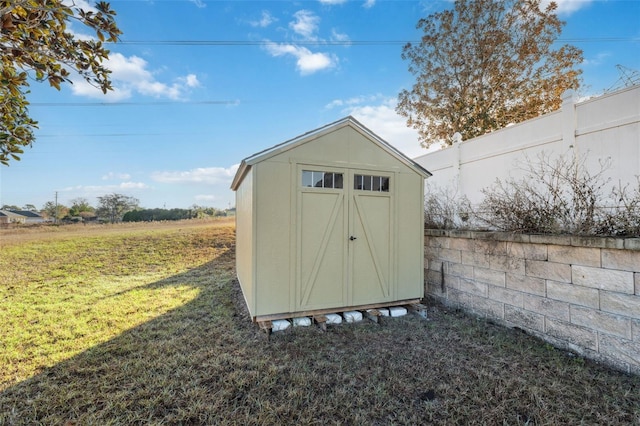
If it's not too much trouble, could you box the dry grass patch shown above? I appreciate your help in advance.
[1,219,639,425]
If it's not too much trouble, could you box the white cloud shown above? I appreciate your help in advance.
[540,0,593,15]
[179,74,200,88]
[319,0,348,4]
[363,0,376,8]
[151,165,239,185]
[250,11,277,28]
[264,43,337,75]
[61,182,149,196]
[325,99,344,109]
[69,53,201,101]
[119,182,149,189]
[290,10,320,40]
[195,194,219,202]
[189,0,206,8]
[325,94,385,109]
[297,51,336,74]
[331,97,437,158]
[59,1,202,102]
[258,9,344,75]
[331,29,350,43]
[583,51,611,67]
[102,172,132,181]
[62,0,96,12]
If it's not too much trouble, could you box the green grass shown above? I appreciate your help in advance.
[0,220,234,390]
[1,219,639,425]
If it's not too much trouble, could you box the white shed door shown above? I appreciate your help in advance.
[296,167,394,311]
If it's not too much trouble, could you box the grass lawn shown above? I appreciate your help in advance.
[1,219,639,425]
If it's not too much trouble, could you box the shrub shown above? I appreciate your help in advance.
[425,153,640,237]
[474,153,610,234]
[597,179,640,236]
[424,183,473,229]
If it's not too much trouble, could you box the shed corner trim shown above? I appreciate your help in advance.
[230,160,250,191]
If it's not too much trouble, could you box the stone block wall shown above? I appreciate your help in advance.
[425,230,640,375]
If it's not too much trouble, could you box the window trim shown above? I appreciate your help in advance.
[301,169,344,190]
[353,174,390,192]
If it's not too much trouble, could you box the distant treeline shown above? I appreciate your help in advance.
[122,208,230,222]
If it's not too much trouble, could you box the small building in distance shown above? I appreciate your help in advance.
[0,210,46,226]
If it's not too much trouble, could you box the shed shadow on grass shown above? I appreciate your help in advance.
[2,248,640,425]
[0,248,256,424]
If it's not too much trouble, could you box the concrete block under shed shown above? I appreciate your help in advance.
[390,307,407,317]
[271,319,291,332]
[293,317,312,327]
[343,311,363,323]
[325,313,342,324]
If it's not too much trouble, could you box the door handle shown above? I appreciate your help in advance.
[349,236,357,241]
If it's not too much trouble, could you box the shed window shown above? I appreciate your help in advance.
[302,170,343,189]
[354,175,389,192]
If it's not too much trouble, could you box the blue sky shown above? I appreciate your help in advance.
[1,0,639,211]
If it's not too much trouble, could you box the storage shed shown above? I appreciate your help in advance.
[230,116,431,322]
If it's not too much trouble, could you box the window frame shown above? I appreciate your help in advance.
[353,174,390,193]
[301,169,344,190]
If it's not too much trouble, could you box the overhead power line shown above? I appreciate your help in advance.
[111,37,638,46]
[30,100,239,107]
[36,132,190,137]
[117,40,407,46]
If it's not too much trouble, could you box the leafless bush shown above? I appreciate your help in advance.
[598,179,640,236]
[424,183,473,229]
[425,153,640,237]
[473,152,640,236]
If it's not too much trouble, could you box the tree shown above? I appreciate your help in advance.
[42,200,68,221]
[68,197,96,221]
[123,208,199,222]
[96,193,139,223]
[1,0,121,165]
[397,0,583,148]
[68,197,94,217]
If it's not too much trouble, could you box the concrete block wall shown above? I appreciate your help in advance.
[425,229,640,375]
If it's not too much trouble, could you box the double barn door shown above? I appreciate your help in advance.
[295,165,395,311]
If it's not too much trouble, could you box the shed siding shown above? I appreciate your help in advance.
[235,167,255,316]
[268,125,406,172]
[269,126,350,166]
[395,171,425,300]
[254,161,292,316]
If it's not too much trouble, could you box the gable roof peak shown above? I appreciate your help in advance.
[231,116,431,190]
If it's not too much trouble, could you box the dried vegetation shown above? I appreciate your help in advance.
[427,153,640,237]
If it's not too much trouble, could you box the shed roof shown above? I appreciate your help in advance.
[231,116,431,191]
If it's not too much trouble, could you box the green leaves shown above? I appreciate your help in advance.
[0,0,122,165]
[0,66,37,165]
